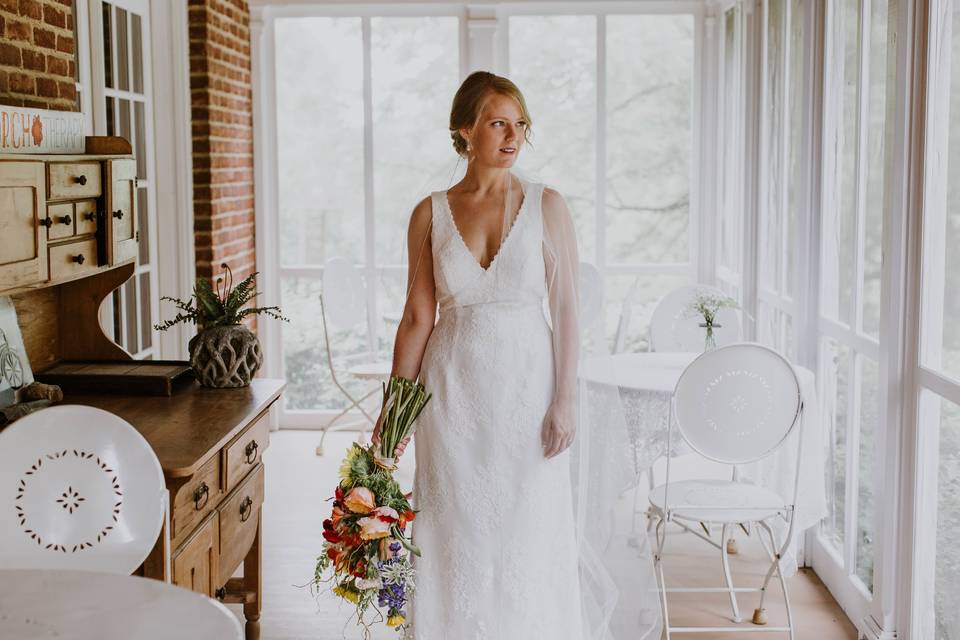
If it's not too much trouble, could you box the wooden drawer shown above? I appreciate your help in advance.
[172,453,221,544]
[75,200,98,235]
[218,462,264,584]
[45,202,75,240]
[0,161,46,290]
[48,239,97,280]
[223,411,270,494]
[173,510,219,597]
[48,161,101,200]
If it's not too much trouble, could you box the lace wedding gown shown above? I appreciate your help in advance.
[408,177,584,639]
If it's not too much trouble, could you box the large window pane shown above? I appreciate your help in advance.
[605,14,693,265]
[276,17,364,266]
[936,397,960,639]
[372,17,459,265]
[821,338,850,548]
[509,15,597,263]
[760,0,785,293]
[861,0,893,337]
[856,356,879,591]
[720,9,741,276]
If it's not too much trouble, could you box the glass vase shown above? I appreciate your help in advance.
[699,321,719,352]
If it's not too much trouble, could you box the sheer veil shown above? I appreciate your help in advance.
[396,156,662,640]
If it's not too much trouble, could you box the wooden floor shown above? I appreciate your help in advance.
[223,430,857,640]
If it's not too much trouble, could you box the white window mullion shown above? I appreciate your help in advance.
[853,0,870,336]
[596,14,606,271]
[361,16,377,359]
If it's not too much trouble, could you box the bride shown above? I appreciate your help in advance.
[372,71,591,639]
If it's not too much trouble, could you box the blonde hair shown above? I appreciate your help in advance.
[449,71,534,158]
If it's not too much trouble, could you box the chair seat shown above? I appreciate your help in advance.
[346,360,392,380]
[649,479,788,524]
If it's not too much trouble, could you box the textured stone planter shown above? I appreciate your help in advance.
[188,325,263,388]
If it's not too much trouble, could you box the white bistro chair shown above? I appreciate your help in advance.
[0,405,169,578]
[649,284,742,352]
[317,257,393,456]
[650,343,804,638]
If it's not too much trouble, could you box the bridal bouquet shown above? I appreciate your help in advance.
[313,375,431,637]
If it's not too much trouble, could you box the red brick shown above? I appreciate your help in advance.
[18,0,40,19]
[46,54,67,76]
[55,33,72,54]
[57,79,75,100]
[33,25,55,49]
[5,17,32,43]
[35,76,57,98]
[42,3,66,28]
[21,48,44,72]
[8,71,34,93]
[0,0,18,12]
[0,42,20,66]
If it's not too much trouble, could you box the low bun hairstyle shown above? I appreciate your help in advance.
[449,71,534,159]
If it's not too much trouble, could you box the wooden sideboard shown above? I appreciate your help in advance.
[2,145,284,640]
[66,378,285,640]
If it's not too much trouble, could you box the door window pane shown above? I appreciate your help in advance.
[936,397,960,639]
[371,16,459,265]
[605,14,693,265]
[856,356,879,591]
[821,338,850,548]
[509,15,597,263]
[275,17,364,266]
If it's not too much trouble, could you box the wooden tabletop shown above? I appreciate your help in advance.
[64,378,285,478]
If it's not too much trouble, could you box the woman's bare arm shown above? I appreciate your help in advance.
[373,197,437,454]
[390,196,438,380]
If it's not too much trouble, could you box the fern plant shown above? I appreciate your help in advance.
[154,263,289,332]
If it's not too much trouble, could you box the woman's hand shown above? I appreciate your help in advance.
[370,414,412,460]
[541,399,576,459]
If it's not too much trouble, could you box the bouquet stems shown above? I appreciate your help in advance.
[374,375,431,471]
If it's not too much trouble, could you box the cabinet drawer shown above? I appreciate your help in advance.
[48,162,101,200]
[173,510,219,597]
[172,453,221,544]
[45,202,75,240]
[48,239,97,280]
[218,463,264,584]
[75,200,98,235]
[224,411,270,494]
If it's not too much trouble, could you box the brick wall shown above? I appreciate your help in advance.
[188,0,257,305]
[0,0,77,111]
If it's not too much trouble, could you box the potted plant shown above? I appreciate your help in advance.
[154,263,288,388]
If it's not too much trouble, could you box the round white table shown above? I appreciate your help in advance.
[0,569,243,639]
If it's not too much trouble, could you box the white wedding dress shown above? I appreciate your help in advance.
[408,177,584,639]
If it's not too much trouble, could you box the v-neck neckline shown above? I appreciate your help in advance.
[443,179,530,274]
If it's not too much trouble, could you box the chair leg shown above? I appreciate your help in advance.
[757,520,795,639]
[316,385,381,456]
[653,518,672,640]
[646,467,658,533]
[720,524,742,623]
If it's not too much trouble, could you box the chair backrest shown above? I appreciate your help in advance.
[322,257,367,332]
[579,261,604,331]
[649,284,742,352]
[672,343,802,464]
[0,405,165,573]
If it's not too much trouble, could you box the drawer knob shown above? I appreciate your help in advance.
[60,214,72,226]
[72,254,85,265]
[193,481,209,510]
[239,496,253,522]
[113,209,124,219]
[244,440,259,464]
[40,216,53,228]
[83,211,96,221]
[214,587,226,600]
[74,175,87,185]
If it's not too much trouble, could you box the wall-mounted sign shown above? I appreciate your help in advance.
[0,105,85,154]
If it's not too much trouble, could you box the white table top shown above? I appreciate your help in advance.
[347,360,392,380]
[0,569,242,639]
[580,351,700,391]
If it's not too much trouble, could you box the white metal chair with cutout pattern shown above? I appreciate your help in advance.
[0,404,169,578]
[650,343,804,639]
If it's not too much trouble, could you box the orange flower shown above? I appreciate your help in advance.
[344,487,376,514]
[358,515,392,540]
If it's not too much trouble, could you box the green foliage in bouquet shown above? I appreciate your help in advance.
[154,262,289,332]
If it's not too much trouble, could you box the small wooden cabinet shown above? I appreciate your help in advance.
[0,153,138,294]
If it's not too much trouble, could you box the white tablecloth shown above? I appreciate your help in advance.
[576,351,827,575]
